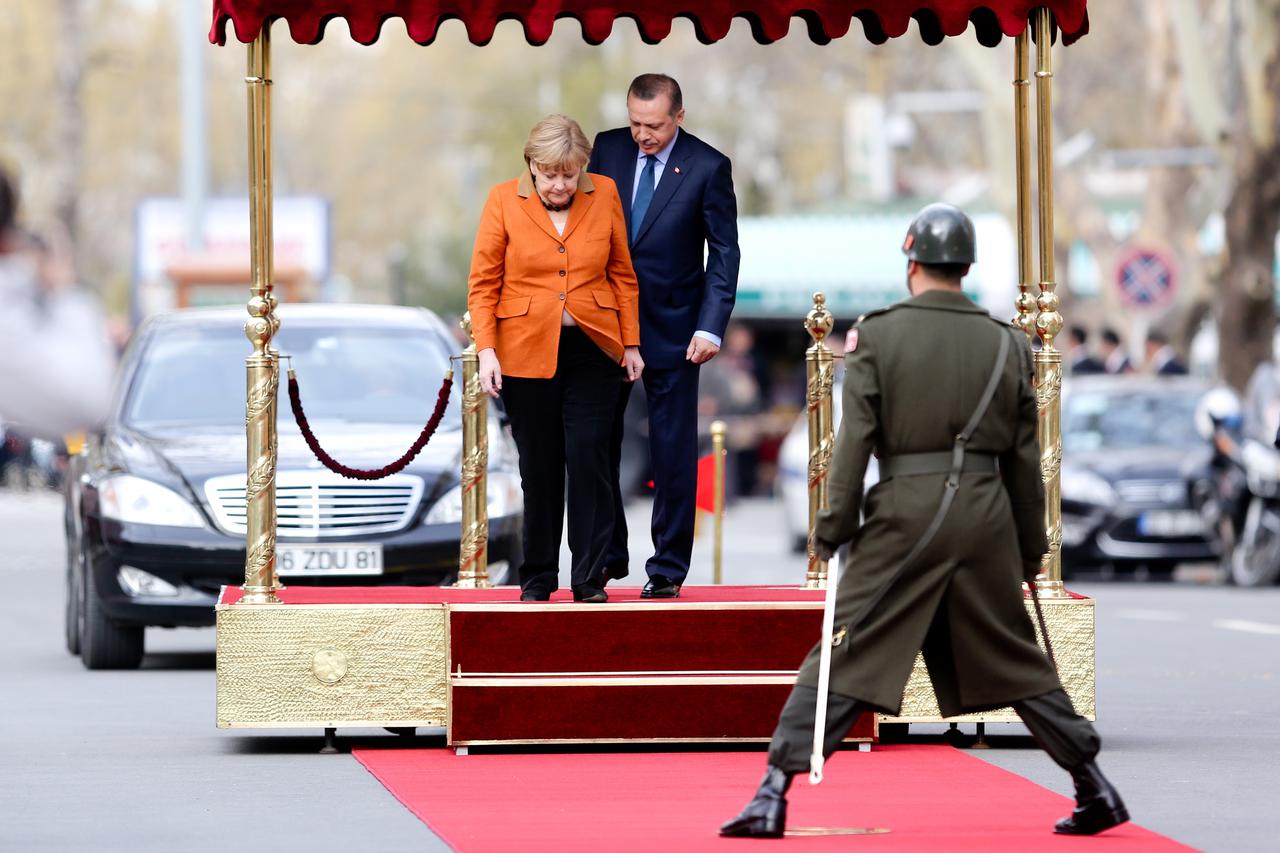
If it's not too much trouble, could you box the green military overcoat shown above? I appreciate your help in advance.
[797,288,1062,717]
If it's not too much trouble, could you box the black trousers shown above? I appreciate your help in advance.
[501,327,623,595]
[766,685,1100,775]
[605,361,700,583]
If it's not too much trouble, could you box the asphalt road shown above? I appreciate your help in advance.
[2,489,1277,851]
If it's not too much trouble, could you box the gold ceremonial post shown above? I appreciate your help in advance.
[1012,32,1038,339]
[239,28,282,604]
[1032,10,1068,598]
[455,313,492,588]
[711,420,727,584]
[803,293,836,590]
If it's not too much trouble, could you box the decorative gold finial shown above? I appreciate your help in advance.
[460,311,474,345]
[805,292,834,344]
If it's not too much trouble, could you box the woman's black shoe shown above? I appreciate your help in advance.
[572,586,608,603]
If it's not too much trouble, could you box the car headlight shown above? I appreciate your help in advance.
[99,475,205,528]
[1060,467,1116,508]
[424,472,523,525]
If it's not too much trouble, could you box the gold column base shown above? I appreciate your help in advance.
[237,587,282,605]
[1031,578,1071,599]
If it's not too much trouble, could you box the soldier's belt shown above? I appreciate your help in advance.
[879,451,998,479]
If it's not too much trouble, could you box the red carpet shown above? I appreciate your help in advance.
[353,745,1193,851]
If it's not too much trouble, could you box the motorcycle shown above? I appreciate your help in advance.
[1233,438,1280,586]
[1191,386,1280,587]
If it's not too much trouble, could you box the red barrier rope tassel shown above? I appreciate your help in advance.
[288,368,454,480]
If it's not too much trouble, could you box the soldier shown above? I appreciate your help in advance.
[720,204,1128,839]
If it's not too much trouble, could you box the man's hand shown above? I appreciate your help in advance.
[814,538,836,562]
[622,346,645,383]
[686,336,720,365]
[477,348,502,399]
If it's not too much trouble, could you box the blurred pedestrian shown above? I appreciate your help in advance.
[1099,327,1132,374]
[0,165,114,438]
[1144,330,1188,376]
[1065,326,1104,375]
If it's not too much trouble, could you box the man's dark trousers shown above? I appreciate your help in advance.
[608,362,700,582]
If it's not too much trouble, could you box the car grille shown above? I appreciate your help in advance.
[204,471,424,538]
[1114,479,1180,505]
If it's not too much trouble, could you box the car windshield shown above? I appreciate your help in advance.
[1063,387,1202,452]
[124,321,462,431]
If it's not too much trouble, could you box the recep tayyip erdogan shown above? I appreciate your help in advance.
[588,73,741,598]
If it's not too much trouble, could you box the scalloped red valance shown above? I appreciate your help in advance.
[209,1,1088,48]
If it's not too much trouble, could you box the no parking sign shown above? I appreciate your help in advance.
[1115,245,1178,309]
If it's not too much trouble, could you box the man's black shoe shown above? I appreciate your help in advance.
[519,589,551,602]
[641,576,682,598]
[1055,761,1129,835]
[720,766,791,838]
[572,586,608,603]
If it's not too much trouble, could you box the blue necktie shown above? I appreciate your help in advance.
[631,154,657,242]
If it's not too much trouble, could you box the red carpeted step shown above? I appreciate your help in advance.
[446,592,875,745]
[353,745,1194,852]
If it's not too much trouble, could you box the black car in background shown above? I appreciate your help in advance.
[64,305,522,669]
[1059,376,1214,576]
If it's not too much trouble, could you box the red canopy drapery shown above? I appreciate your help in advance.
[210,1,1088,48]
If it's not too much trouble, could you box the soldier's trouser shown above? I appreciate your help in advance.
[1011,688,1100,771]
[766,686,869,773]
[767,685,1099,775]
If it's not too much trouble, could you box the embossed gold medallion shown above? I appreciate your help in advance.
[312,648,348,684]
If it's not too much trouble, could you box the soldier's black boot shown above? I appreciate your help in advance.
[1013,689,1129,836]
[1055,761,1129,836]
[719,766,792,838]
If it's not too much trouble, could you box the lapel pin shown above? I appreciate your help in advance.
[674,166,681,174]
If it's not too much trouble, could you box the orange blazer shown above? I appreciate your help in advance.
[467,171,641,379]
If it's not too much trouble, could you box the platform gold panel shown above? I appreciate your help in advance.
[216,604,448,727]
[881,596,1094,724]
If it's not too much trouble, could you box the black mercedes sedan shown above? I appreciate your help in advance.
[1059,376,1214,577]
[64,304,522,669]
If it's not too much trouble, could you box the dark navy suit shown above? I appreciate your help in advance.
[588,127,740,583]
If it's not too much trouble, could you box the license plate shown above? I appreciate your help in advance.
[277,544,384,576]
[1137,511,1204,538]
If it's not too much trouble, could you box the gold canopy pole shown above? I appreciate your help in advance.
[1013,32,1038,339]
[239,28,282,604]
[803,293,835,590]
[711,420,727,585]
[1033,10,1068,598]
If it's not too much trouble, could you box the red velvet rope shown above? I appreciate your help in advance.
[288,370,454,480]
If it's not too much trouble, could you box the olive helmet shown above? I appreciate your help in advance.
[902,203,976,265]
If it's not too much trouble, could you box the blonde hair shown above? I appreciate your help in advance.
[523,114,592,172]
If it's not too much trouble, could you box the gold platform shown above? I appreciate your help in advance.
[215,593,1093,732]
[883,594,1094,724]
